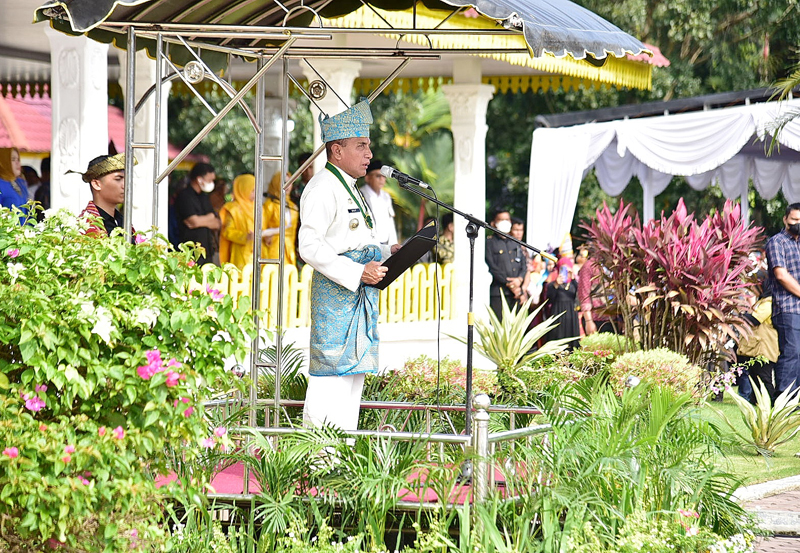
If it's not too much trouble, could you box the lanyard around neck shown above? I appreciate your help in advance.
[326,162,373,229]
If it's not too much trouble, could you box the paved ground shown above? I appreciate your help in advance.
[746,491,800,552]
[752,535,800,553]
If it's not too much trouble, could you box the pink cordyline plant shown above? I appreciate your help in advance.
[581,199,762,366]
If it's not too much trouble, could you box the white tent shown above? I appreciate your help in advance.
[527,97,800,250]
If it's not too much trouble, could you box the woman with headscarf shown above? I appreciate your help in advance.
[263,171,299,266]
[219,174,256,270]
[0,148,30,222]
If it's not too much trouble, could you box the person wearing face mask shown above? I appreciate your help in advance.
[766,203,800,403]
[175,162,221,265]
[485,208,526,321]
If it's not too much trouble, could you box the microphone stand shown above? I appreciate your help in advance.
[396,181,554,437]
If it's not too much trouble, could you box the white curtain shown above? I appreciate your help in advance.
[528,98,800,236]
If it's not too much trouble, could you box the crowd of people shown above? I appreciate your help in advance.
[483,206,602,350]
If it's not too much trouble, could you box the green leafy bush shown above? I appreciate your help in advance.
[368,355,498,404]
[579,332,638,357]
[491,379,750,551]
[607,348,702,396]
[0,208,255,551]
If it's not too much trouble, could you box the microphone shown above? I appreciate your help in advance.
[380,165,432,189]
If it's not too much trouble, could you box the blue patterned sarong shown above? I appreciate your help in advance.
[309,245,381,376]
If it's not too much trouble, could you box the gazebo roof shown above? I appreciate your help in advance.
[29,0,655,91]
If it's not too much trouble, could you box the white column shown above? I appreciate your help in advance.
[740,186,750,226]
[642,180,655,222]
[45,29,109,215]
[301,58,362,172]
[442,61,494,321]
[117,49,171,232]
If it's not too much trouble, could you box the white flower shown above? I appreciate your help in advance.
[7,262,24,283]
[91,307,115,344]
[133,307,159,327]
[78,301,95,319]
[23,228,35,239]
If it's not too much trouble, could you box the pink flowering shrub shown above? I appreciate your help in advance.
[0,208,256,551]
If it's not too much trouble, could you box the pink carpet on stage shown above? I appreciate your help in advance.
[157,462,520,505]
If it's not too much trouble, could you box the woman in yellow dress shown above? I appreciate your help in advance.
[219,174,256,270]
[262,171,299,265]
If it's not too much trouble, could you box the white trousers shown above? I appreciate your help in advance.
[303,373,366,431]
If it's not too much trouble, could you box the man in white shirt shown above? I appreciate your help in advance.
[298,100,401,432]
[359,159,399,246]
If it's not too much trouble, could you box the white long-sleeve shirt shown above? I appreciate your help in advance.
[360,184,398,246]
[299,164,391,292]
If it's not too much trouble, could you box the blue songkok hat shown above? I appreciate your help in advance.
[319,99,373,142]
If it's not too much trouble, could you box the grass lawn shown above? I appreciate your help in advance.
[697,388,800,486]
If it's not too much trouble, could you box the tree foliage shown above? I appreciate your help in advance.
[486,0,800,240]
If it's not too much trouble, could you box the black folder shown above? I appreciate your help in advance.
[372,221,438,290]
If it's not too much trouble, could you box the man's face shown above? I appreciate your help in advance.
[93,171,125,206]
[785,209,800,230]
[511,223,524,240]
[301,165,314,184]
[333,138,372,178]
[492,211,511,229]
[364,169,386,192]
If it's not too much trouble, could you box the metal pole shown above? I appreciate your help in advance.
[472,394,491,507]
[465,222,478,435]
[245,56,269,495]
[151,32,163,230]
[273,55,291,427]
[123,27,136,238]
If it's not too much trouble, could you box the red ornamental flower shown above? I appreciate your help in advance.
[35,384,48,392]
[64,445,75,454]
[214,427,227,437]
[39,424,47,432]
[183,407,194,418]
[112,426,125,440]
[3,446,19,458]
[98,426,106,437]
[62,455,71,463]
[201,437,215,448]
[6,248,19,258]
[134,234,146,244]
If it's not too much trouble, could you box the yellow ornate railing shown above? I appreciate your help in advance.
[202,263,456,328]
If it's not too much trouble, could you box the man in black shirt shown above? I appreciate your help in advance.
[175,163,221,265]
[485,208,526,321]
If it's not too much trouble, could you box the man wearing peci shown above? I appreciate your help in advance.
[70,153,134,236]
[298,99,401,432]
[360,159,398,247]
[766,203,800,402]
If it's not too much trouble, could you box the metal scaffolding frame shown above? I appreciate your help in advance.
[114,17,458,441]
